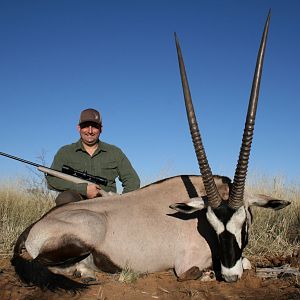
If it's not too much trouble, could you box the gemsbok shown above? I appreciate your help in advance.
[11,11,290,291]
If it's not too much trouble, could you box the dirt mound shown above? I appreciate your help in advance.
[0,256,299,300]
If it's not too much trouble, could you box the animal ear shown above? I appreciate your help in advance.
[246,193,291,210]
[169,197,206,214]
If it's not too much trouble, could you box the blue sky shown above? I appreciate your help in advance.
[0,0,299,186]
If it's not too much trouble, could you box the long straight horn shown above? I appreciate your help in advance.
[175,33,222,209]
[229,11,271,209]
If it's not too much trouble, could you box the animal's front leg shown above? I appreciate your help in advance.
[177,266,203,281]
[177,266,216,282]
[174,247,213,281]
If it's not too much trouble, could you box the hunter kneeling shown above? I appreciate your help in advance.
[47,108,140,206]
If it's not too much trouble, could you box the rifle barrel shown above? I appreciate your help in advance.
[0,151,42,168]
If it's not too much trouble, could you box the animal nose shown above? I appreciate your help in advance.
[223,274,239,282]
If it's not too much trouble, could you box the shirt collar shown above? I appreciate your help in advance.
[75,139,108,154]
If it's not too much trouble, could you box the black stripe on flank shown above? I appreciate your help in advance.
[35,235,91,267]
[180,175,199,198]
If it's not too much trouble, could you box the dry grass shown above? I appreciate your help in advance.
[244,174,300,258]
[0,174,299,260]
[0,178,55,256]
[118,265,140,283]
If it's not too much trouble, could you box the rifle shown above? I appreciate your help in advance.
[0,152,109,194]
[61,165,108,186]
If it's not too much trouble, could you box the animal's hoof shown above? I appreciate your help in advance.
[178,266,203,281]
[73,271,82,278]
[81,277,97,283]
[200,270,216,281]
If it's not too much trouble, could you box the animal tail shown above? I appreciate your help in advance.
[11,225,88,292]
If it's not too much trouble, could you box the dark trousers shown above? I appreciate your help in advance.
[55,190,85,206]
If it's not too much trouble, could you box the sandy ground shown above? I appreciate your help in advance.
[0,256,299,300]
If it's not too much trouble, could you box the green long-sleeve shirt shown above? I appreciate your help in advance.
[47,140,140,196]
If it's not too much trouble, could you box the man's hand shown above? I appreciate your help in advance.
[86,184,102,199]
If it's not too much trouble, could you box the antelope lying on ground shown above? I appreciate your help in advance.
[12,12,290,291]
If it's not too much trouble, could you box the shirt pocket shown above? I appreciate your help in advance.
[101,161,118,180]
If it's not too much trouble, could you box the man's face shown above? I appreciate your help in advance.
[77,122,102,146]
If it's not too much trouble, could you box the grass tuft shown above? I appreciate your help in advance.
[118,265,140,283]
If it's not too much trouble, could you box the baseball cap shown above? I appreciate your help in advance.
[79,108,102,125]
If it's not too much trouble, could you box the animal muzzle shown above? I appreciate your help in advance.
[222,274,239,283]
[221,258,243,282]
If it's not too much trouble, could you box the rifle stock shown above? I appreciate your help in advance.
[37,166,91,184]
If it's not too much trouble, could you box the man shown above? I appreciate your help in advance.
[47,108,140,205]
